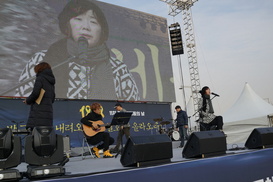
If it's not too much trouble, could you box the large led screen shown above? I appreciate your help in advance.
[0,0,175,102]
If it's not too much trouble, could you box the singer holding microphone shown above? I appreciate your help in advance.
[16,0,139,101]
[198,86,223,131]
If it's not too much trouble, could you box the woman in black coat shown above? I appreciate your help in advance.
[24,62,55,131]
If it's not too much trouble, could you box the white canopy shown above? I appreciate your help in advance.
[223,83,273,144]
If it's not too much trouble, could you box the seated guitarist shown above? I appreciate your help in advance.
[81,102,114,158]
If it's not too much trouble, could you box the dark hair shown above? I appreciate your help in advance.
[175,105,181,109]
[199,86,209,97]
[91,102,101,111]
[114,103,122,108]
[34,62,51,74]
[199,86,210,112]
[58,0,109,44]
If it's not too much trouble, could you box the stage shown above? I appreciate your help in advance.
[15,142,273,182]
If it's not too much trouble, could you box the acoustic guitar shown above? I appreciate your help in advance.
[82,120,110,137]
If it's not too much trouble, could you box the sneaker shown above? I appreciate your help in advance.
[91,147,100,158]
[103,150,114,158]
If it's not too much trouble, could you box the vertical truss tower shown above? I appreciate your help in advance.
[160,0,201,120]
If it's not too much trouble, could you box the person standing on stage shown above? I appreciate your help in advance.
[198,86,223,130]
[81,102,115,158]
[23,62,55,131]
[175,105,188,148]
[110,103,130,153]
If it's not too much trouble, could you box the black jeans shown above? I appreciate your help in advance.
[113,127,130,151]
[86,132,114,151]
[178,125,188,147]
[200,116,223,131]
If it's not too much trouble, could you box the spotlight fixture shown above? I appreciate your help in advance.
[24,126,67,179]
[0,128,22,181]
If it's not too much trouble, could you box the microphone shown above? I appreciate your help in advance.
[211,92,220,97]
[77,36,88,64]
[0,37,89,96]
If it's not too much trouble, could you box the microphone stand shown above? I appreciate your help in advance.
[1,37,88,96]
[0,56,76,96]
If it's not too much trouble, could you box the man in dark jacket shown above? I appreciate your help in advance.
[175,105,188,148]
[110,103,129,153]
[24,62,55,131]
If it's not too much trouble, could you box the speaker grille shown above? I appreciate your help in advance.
[245,127,273,149]
[183,130,227,158]
[121,135,172,167]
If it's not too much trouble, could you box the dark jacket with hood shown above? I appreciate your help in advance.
[26,68,55,130]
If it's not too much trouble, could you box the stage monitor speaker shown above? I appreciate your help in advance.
[169,22,184,55]
[182,130,227,158]
[245,127,273,149]
[120,134,172,167]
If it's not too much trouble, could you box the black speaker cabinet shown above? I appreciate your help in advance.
[120,134,173,167]
[245,127,273,149]
[169,23,184,55]
[182,130,227,158]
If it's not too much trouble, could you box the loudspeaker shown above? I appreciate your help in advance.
[182,130,227,158]
[120,134,172,167]
[169,22,184,55]
[245,127,273,149]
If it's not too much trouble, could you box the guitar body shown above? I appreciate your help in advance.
[82,120,106,137]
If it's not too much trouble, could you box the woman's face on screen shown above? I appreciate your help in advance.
[69,10,102,47]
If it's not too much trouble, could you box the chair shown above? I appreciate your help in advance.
[81,135,95,160]
[81,124,96,159]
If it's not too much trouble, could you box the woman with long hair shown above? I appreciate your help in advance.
[198,86,223,131]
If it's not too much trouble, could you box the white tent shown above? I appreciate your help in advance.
[223,83,273,144]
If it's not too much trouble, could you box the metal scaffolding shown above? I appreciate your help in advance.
[160,0,201,121]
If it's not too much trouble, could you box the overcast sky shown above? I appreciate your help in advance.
[99,0,273,115]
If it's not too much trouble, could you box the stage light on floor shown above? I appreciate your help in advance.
[0,128,22,181]
[0,169,22,181]
[24,126,67,179]
[26,165,65,179]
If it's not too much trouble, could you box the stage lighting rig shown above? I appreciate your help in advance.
[159,0,198,16]
[0,128,22,181]
[24,126,67,179]
[160,0,201,122]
